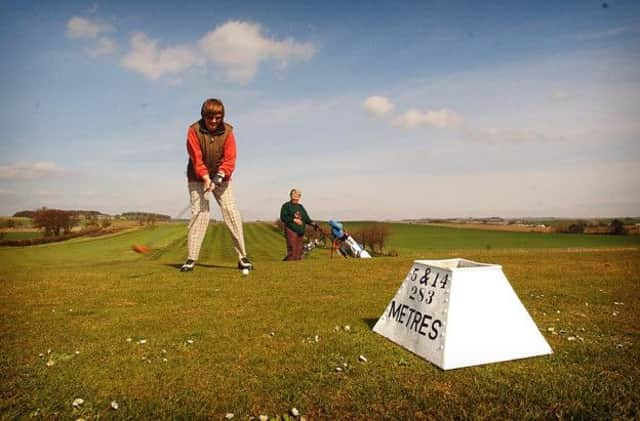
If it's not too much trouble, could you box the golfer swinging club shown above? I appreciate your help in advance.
[181,98,252,273]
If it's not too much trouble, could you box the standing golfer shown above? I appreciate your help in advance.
[280,189,318,260]
[181,98,252,272]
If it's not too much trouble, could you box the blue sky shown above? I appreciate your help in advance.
[1,0,639,220]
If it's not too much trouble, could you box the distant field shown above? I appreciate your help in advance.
[1,222,638,419]
[0,231,42,241]
[384,222,640,252]
[0,216,32,229]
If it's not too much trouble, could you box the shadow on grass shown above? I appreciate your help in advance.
[163,263,236,270]
[362,317,380,329]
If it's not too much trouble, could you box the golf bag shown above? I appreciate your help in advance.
[328,220,372,258]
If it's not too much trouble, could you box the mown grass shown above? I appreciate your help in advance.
[0,223,638,420]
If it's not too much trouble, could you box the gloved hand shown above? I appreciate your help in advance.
[212,171,225,186]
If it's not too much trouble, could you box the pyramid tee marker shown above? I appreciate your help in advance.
[373,258,553,370]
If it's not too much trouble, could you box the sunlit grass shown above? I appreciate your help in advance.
[0,223,638,419]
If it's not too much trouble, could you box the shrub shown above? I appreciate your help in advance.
[352,223,391,254]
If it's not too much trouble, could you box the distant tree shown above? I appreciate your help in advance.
[85,215,100,229]
[608,219,627,235]
[13,210,35,218]
[32,208,78,236]
[567,221,586,234]
[100,219,112,229]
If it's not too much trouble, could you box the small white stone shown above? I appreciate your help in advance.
[47,348,52,354]
[614,301,624,305]
[126,338,132,343]
[343,362,348,367]
[567,336,576,341]
[314,335,320,343]
[225,413,234,419]
[162,349,167,354]
[187,339,194,344]
[359,355,367,363]
[344,325,351,331]
[334,326,340,332]
[46,359,55,367]
[259,416,269,421]
[291,407,300,417]
[613,311,619,316]
[270,332,275,336]
[38,353,44,358]
[547,327,555,332]
[110,400,119,410]
[138,339,147,344]
[335,367,343,372]
[162,358,168,362]
[72,398,84,408]
[617,343,624,349]
[75,351,80,355]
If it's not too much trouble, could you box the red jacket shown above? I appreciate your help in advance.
[186,124,236,181]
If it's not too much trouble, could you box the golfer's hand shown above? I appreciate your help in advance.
[294,217,302,225]
[202,175,213,192]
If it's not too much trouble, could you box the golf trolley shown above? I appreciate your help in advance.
[328,220,372,258]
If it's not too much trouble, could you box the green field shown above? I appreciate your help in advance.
[1,222,638,419]
[0,231,42,241]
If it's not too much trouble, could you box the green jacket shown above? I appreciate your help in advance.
[280,201,312,236]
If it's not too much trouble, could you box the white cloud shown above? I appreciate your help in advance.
[66,16,112,39]
[199,21,316,83]
[363,96,394,117]
[0,162,65,180]
[121,32,203,80]
[394,108,462,129]
[461,126,562,144]
[87,37,117,57]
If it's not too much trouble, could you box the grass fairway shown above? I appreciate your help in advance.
[1,223,639,419]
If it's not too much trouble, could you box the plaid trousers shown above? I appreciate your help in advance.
[187,180,247,261]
